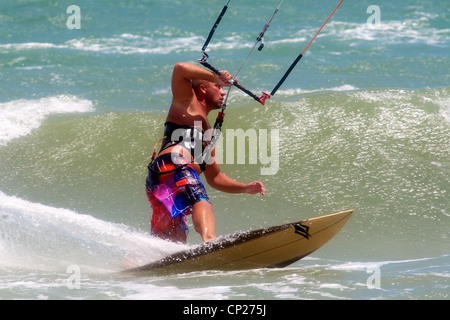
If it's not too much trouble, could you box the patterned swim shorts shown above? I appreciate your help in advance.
[145,153,210,242]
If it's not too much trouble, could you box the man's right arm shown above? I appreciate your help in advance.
[171,63,215,104]
[171,63,231,105]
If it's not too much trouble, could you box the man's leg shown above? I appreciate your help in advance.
[158,223,188,243]
[192,201,216,242]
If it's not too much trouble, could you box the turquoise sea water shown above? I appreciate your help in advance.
[0,0,449,300]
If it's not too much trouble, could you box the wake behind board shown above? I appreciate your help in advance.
[125,210,353,276]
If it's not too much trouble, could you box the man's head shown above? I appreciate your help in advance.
[192,79,226,111]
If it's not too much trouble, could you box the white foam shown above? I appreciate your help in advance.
[435,96,450,123]
[0,95,94,146]
[65,34,204,55]
[1,14,447,58]
[0,42,62,52]
[0,190,187,272]
[327,20,449,46]
[123,283,230,300]
[0,34,204,55]
[330,257,437,271]
[276,84,358,96]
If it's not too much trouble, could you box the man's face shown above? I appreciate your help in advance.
[205,82,226,109]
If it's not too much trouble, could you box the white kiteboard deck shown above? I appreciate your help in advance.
[124,210,353,276]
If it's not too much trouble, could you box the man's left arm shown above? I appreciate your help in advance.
[203,160,265,196]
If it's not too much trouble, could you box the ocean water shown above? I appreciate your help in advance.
[0,0,449,301]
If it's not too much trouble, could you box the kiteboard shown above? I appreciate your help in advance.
[124,210,352,276]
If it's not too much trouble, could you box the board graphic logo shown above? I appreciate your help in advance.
[294,223,311,239]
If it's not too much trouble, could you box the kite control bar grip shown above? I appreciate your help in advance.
[197,56,234,85]
[198,58,264,105]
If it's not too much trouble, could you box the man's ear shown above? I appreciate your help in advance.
[199,83,208,94]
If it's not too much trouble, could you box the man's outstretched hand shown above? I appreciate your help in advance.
[245,181,266,196]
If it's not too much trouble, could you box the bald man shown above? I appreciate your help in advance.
[146,63,265,243]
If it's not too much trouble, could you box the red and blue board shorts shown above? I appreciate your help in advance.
[145,153,210,243]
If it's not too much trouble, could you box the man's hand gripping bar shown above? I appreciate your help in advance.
[198,53,270,105]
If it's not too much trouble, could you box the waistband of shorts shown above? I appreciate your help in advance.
[148,153,192,175]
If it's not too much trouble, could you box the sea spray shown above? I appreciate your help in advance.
[0,190,190,273]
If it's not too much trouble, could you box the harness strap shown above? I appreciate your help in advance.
[148,124,209,175]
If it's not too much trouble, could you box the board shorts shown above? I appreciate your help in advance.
[145,153,211,242]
